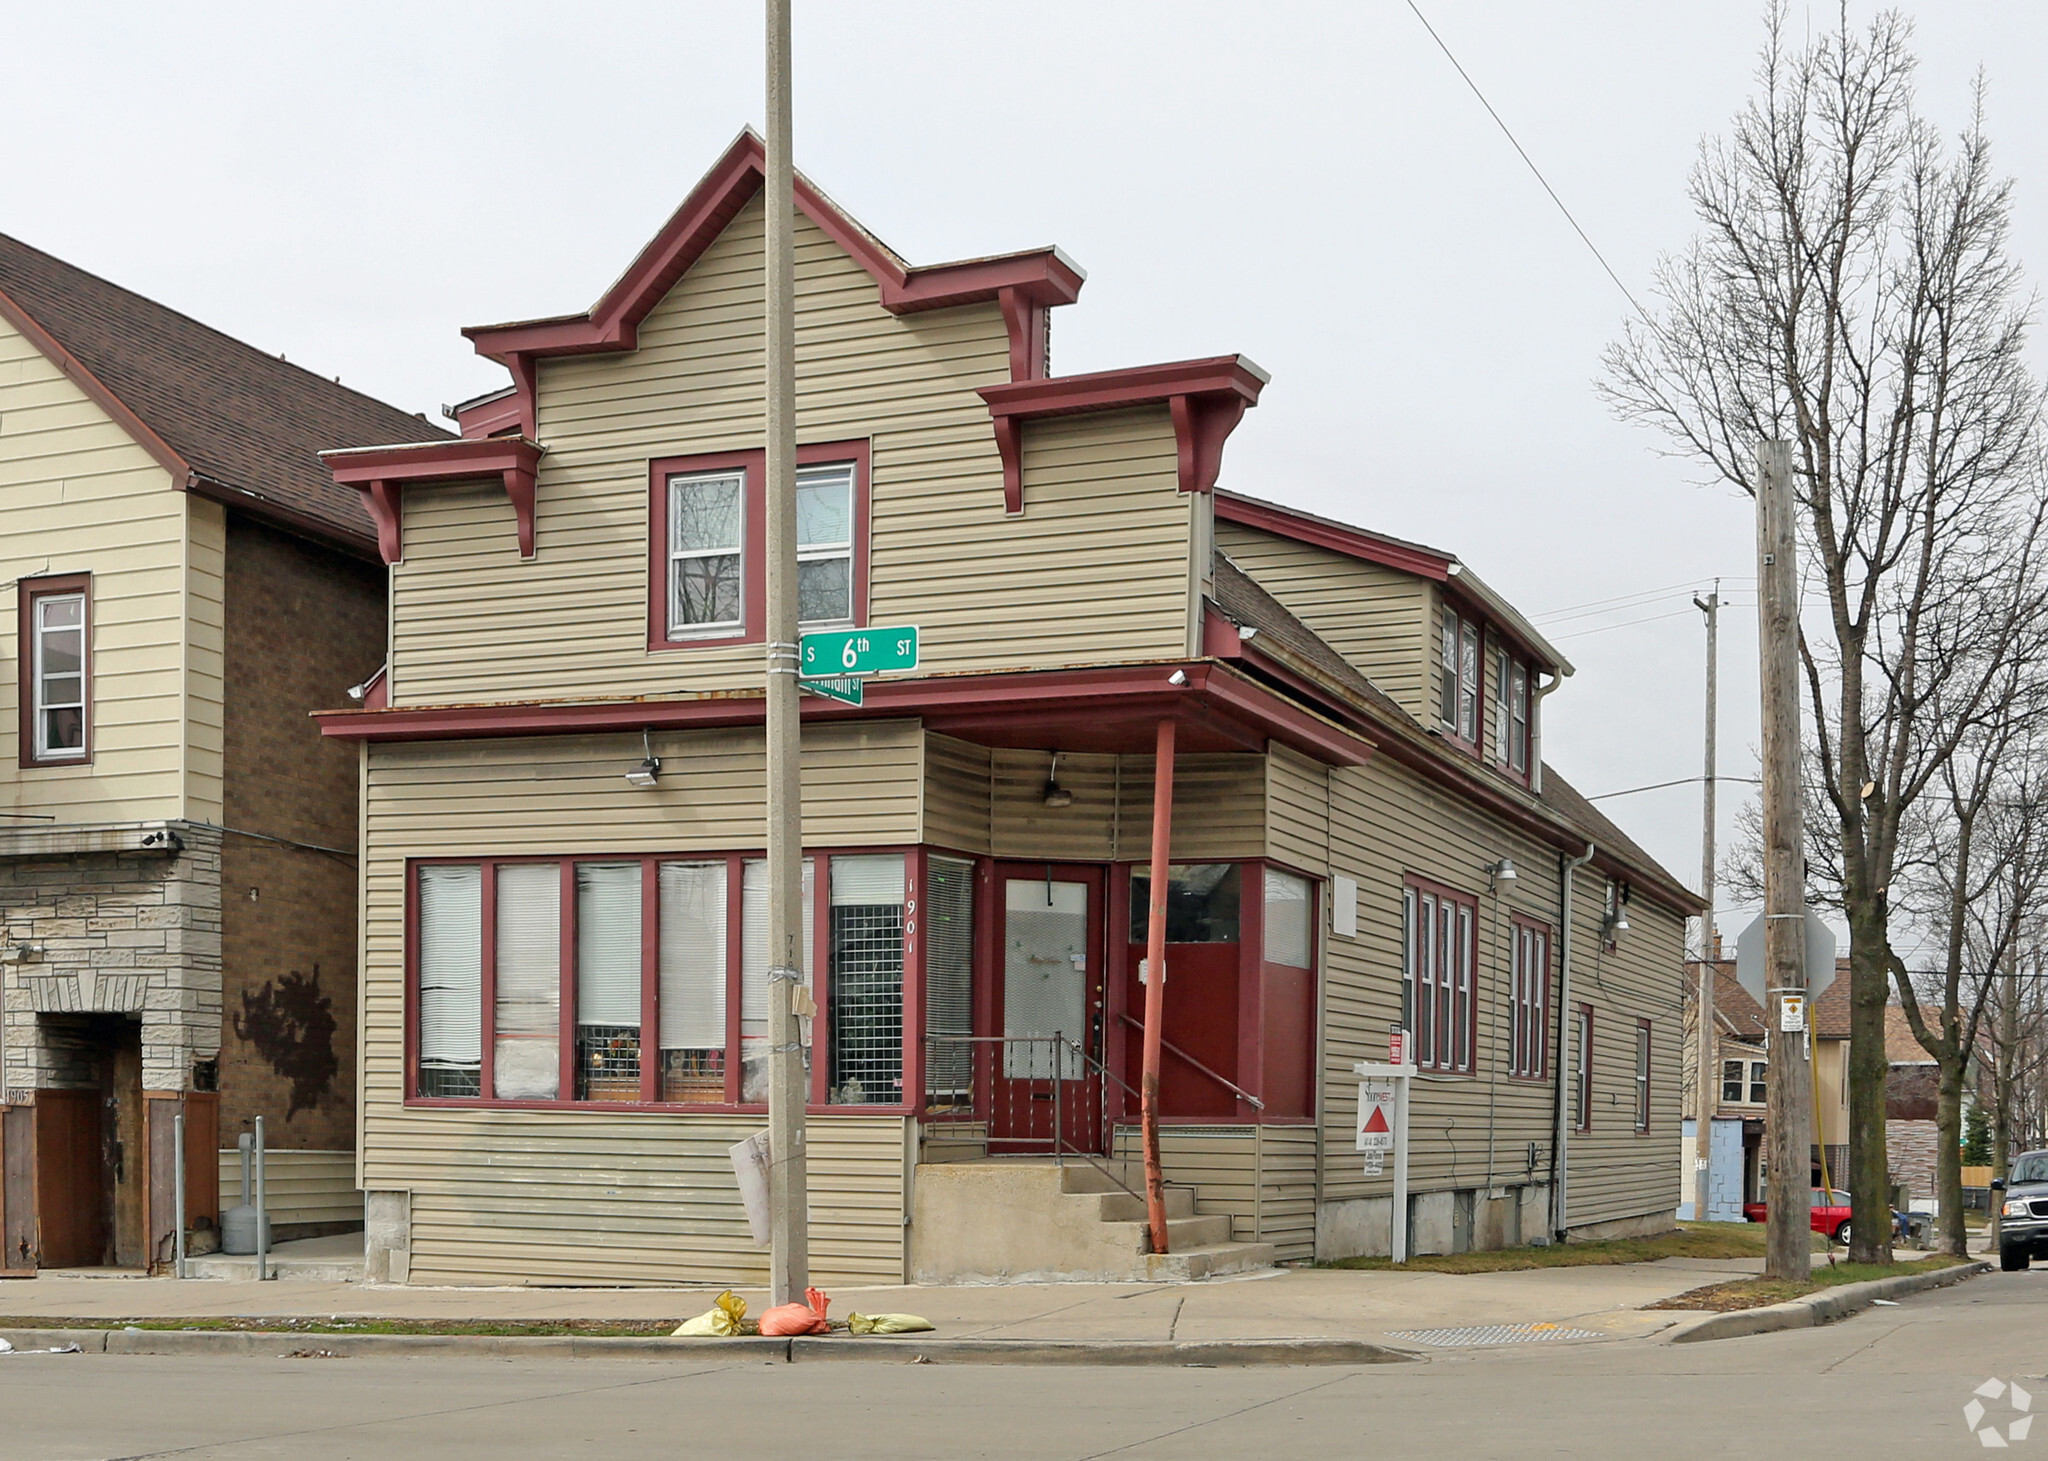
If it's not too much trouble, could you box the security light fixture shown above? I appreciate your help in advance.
[626,730,662,788]
[1166,669,1188,687]
[1237,625,1259,642]
[1602,881,1631,941]
[1042,752,1074,808]
[1487,857,1517,889]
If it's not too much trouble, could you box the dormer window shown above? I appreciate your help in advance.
[1439,607,1480,744]
[1494,649,1530,777]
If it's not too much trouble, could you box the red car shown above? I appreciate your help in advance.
[1744,1188,1855,1243]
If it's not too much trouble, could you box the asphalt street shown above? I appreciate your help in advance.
[1,1267,2041,1460]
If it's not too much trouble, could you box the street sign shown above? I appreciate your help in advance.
[1734,907,1837,1005]
[798,676,863,706]
[1780,993,1807,1032]
[1356,1081,1396,1152]
[799,625,919,678]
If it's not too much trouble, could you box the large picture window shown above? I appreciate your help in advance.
[19,574,91,767]
[1403,879,1475,1074]
[409,849,900,1108]
[647,441,869,651]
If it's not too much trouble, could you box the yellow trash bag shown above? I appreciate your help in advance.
[848,1312,934,1335]
[672,1290,748,1337]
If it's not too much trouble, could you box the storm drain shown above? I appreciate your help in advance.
[1386,1322,1605,1348]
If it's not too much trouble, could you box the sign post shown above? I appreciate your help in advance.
[1355,1059,1415,1263]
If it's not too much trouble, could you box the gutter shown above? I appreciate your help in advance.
[1552,842,1596,1239]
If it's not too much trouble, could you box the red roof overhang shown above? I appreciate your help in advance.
[321,436,546,564]
[313,660,1373,768]
[978,356,1268,514]
[1215,490,1453,581]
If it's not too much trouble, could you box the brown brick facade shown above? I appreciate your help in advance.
[217,517,383,1152]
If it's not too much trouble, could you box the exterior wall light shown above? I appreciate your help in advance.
[1042,752,1074,808]
[626,730,661,788]
[1487,857,1517,890]
[1166,669,1188,686]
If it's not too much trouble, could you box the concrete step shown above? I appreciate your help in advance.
[1098,1213,1235,1251]
[1092,1187,1197,1223]
[919,1139,990,1164]
[1143,1240,1278,1282]
[1057,1161,1144,1195]
[183,1254,365,1283]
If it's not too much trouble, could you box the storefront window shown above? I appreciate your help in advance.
[828,854,906,1105]
[1129,863,1240,943]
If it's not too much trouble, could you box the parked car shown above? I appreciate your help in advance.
[1744,1188,1855,1244]
[1995,1150,2048,1272]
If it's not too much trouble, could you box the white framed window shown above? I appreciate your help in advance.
[1635,1021,1652,1132]
[1439,605,1482,744]
[797,461,855,626]
[666,469,746,634]
[30,588,88,762]
[1405,880,1475,1074]
[1509,919,1549,1079]
[1508,661,1530,773]
[417,863,484,1098]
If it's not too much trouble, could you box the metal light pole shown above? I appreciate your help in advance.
[763,0,810,1306]
[1756,441,1812,1282]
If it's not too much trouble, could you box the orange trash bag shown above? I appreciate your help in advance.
[758,1286,831,1336]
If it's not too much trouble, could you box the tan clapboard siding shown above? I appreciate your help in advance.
[378,1113,905,1286]
[216,1148,362,1226]
[1216,520,1433,716]
[183,497,226,824]
[357,721,920,1283]
[1114,754,1265,864]
[1112,1124,1315,1262]
[0,312,200,821]
[1264,742,1329,876]
[921,732,991,856]
[389,194,1192,707]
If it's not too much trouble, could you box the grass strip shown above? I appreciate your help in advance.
[0,1316,684,1338]
[1644,1253,1974,1312]
[1322,1221,1772,1274]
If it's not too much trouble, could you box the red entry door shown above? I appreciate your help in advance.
[990,865,1105,1154]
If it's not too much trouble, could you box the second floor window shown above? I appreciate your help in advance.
[21,576,90,766]
[1494,649,1530,775]
[1721,1057,1767,1105]
[797,463,854,625]
[1440,607,1480,744]
[667,470,746,634]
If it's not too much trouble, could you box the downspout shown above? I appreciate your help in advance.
[1530,671,1564,795]
[1552,842,1595,1240]
[1140,718,1178,1254]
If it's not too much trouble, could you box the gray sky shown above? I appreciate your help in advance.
[9,2,2046,945]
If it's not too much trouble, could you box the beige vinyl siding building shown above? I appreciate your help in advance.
[320,133,1697,1286]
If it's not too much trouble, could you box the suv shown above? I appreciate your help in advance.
[1996,1150,2048,1272]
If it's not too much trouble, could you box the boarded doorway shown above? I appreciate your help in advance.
[35,1015,145,1268]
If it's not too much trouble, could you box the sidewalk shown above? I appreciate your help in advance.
[0,1252,1767,1350]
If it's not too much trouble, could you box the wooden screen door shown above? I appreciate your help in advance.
[991,864,1105,1154]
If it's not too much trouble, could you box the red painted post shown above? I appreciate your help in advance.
[1141,719,1177,1254]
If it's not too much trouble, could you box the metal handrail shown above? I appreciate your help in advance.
[921,1033,1144,1201]
[1116,1013,1265,1110]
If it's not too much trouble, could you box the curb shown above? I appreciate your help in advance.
[1667,1260,1990,1344]
[0,1327,1411,1368]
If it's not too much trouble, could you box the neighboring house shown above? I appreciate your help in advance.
[314,133,1697,1286]
[1884,1005,1944,1201]
[1678,962,1767,1220]
[0,235,440,1271]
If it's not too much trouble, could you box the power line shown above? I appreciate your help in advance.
[1404,0,1650,321]
[1533,578,1756,623]
[1586,774,1762,803]
[1548,606,1719,641]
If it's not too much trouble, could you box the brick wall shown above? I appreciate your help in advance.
[217,516,383,1152]
[1889,1119,1941,1200]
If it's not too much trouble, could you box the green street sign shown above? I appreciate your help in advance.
[798,676,864,707]
[800,625,919,678]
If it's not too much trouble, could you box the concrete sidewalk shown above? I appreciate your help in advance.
[0,1254,1765,1350]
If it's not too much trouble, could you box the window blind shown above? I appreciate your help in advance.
[659,861,726,1050]
[493,862,561,1100]
[418,864,482,1069]
[829,853,903,906]
[1263,868,1312,968]
[924,857,974,1100]
[576,862,643,1027]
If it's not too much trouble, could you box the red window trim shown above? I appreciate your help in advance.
[1574,1003,1595,1132]
[403,843,915,1114]
[18,572,93,769]
[645,438,872,652]
[1507,914,1551,1082]
[1635,1018,1653,1133]
[1404,875,1477,1076]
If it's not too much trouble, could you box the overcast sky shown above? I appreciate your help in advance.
[8,2,2044,950]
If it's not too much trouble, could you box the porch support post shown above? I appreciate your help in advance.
[1140,718,1177,1255]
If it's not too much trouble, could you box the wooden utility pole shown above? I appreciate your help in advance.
[763,0,809,1306]
[1692,584,1719,1224]
[1756,441,1811,1281]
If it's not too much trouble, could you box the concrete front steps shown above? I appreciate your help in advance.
[910,1157,1276,1284]
[182,1232,366,1283]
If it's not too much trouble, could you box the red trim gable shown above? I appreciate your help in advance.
[1215,491,1454,582]
[979,356,1268,514]
[461,131,1084,389]
[322,437,546,564]
[0,284,191,485]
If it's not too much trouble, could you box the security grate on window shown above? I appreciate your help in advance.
[924,857,975,1102]
[829,902,904,1105]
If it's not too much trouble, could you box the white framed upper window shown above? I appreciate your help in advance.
[666,468,746,636]
[796,462,855,626]
[22,577,90,766]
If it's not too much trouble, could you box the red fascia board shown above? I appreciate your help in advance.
[463,132,1083,365]
[980,356,1267,421]
[1215,492,1453,582]
[312,661,1373,767]
[321,436,543,486]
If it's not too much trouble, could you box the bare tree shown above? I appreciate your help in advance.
[1601,4,2048,1261]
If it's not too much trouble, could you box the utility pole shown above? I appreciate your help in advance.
[1991,950,2017,1251]
[1692,583,1719,1225]
[763,0,809,1307]
[1756,441,1811,1282]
